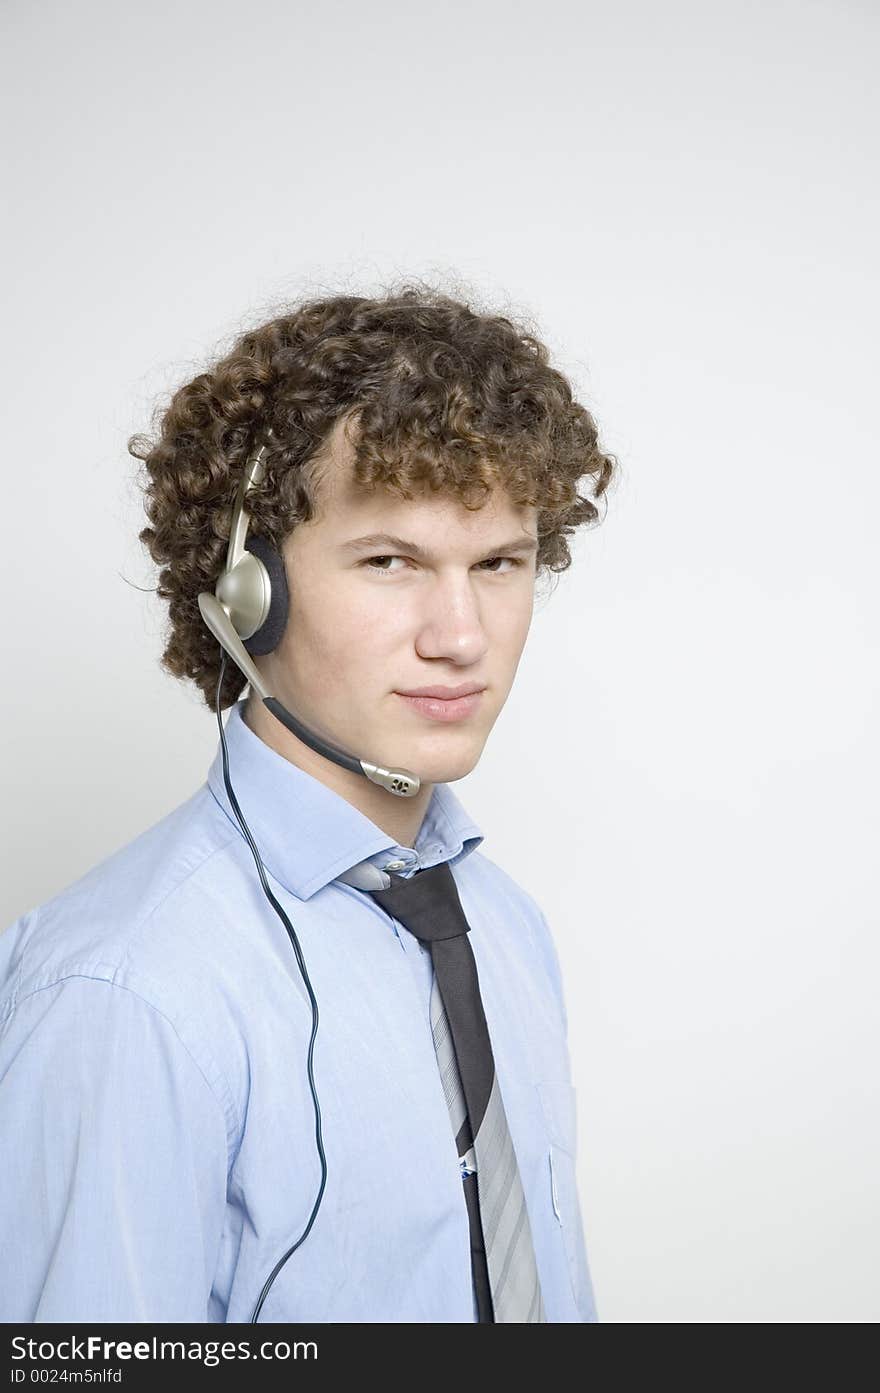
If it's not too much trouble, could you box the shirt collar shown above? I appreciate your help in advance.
[206,699,485,900]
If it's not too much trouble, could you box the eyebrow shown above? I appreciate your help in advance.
[339,532,539,561]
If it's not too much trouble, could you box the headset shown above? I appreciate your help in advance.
[197,436,421,1322]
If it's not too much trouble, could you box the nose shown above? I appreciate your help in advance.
[412,575,490,667]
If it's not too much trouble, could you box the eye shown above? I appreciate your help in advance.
[361,555,524,576]
[480,556,524,574]
[362,555,407,574]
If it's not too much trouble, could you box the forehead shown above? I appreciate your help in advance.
[310,413,536,538]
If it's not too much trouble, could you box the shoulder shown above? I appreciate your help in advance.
[0,785,239,1013]
[0,782,249,1147]
[454,846,555,961]
[457,848,568,1023]
[455,846,547,934]
[454,844,531,899]
[0,786,248,1136]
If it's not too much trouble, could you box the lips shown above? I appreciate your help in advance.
[395,690,484,723]
[396,684,486,699]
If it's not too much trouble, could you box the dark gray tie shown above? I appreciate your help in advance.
[367,860,547,1323]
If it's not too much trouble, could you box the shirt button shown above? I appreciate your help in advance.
[383,859,406,871]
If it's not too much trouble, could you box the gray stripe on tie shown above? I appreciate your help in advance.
[430,970,546,1322]
[472,1072,545,1321]
[431,972,467,1139]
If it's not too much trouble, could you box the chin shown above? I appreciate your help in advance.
[408,743,484,785]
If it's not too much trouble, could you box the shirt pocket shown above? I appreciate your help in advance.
[535,1077,584,1312]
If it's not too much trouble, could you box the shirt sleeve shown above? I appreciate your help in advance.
[0,974,229,1322]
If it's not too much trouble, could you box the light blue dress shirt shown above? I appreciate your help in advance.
[0,699,598,1323]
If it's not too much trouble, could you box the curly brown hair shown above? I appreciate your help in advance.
[129,278,619,712]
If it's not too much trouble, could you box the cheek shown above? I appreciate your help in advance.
[493,595,534,649]
[284,583,394,685]
[331,583,417,652]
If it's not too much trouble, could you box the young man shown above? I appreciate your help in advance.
[0,286,614,1323]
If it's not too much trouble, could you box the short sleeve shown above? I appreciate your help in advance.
[0,975,229,1322]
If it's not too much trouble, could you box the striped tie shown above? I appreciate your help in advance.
[367,860,547,1323]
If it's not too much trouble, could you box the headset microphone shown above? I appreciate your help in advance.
[196,437,420,1322]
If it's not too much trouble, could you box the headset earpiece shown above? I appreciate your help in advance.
[242,534,290,656]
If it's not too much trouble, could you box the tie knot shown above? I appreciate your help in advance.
[368,860,471,942]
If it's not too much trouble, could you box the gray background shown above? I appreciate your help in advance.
[2,0,877,1322]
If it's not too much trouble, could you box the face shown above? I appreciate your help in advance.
[248,414,538,828]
